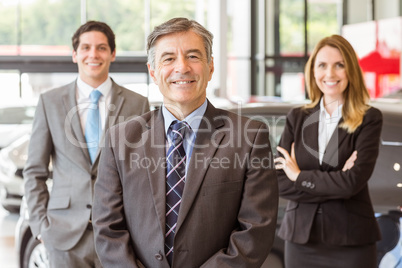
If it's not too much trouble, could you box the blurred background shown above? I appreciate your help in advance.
[1,1,402,268]
[1,0,402,105]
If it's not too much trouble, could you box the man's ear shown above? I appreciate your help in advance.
[208,57,214,81]
[111,50,116,62]
[147,63,158,85]
[72,50,77,63]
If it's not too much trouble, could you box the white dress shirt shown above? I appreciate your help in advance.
[76,77,112,135]
[318,98,343,164]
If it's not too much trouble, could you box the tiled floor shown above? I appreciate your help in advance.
[0,207,18,268]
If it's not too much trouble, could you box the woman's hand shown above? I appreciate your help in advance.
[275,143,301,181]
[342,150,357,171]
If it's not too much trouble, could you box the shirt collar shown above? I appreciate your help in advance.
[162,99,208,136]
[319,97,343,118]
[77,76,112,98]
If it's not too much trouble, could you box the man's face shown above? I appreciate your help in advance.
[148,31,214,117]
[72,31,116,87]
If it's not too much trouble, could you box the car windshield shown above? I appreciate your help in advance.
[0,106,36,124]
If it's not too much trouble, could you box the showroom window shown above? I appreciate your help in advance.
[0,0,210,102]
[1,0,396,103]
[0,0,79,56]
[253,0,343,101]
[0,0,208,55]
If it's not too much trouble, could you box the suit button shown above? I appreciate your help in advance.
[310,183,315,189]
[301,181,307,187]
[86,204,92,209]
[91,175,96,180]
[306,182,311,188]
[154,254,163,261]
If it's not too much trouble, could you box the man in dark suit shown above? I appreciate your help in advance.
[93,17,278,267]
[23,21,150,267]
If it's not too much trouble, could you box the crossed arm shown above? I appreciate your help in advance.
[274,144,358,181]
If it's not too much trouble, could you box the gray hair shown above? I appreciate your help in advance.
[147,17,213,68]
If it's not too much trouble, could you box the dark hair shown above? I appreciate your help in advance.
[72,20,115,53]
[147,17,213,68]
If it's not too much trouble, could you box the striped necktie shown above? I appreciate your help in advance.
[85,89,102,163]
[165,121,188,265]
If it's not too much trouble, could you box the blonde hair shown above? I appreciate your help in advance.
[304,35,370,133]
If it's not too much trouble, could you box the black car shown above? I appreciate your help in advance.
[15,100,401,268]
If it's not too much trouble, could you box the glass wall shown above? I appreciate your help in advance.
[0,71,21,105]
[0,0,211,103]
[0,1,18,55]
[260,0,342,101]
[0,0,209,55]
[1,0,400,103]
[226,0,251,101]
[279,0,305,56]
[0,0,80,56]
[87,0,146,53]
[307,0,341,52]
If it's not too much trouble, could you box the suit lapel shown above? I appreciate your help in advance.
[95,81,124,164]
[304,102,348,168]
[145,103,226,234]
[176,102,225,232]
[62,80,91,169]
[322,119,348,168]
[105,81,124,129]
[301,106,320,163]
[143,110,169,231]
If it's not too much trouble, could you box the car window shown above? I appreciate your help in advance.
[0,106,36,124]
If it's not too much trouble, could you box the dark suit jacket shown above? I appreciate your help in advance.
[277,103,382,245]
[93,101,279,268]
[23,79,150,251]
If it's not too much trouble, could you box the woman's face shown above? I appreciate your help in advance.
[314,45,348,104]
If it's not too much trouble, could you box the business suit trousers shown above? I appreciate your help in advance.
[284,213,377,268]
[45,225,102,268]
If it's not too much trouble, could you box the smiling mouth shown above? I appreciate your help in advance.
[325,81,338,86]
[87,63,101,66]
[173,81,195,85]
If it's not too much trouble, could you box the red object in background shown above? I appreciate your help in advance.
[343,17,402,99]
[359,51,400,98]
[359,51,400,75]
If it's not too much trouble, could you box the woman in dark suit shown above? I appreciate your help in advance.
[274,35,383,268]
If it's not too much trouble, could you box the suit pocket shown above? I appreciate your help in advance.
[47,196,70,210]
[202,180,243,196]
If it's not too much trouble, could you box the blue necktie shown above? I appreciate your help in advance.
[165,121,188,265]
[85,90,102,163]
